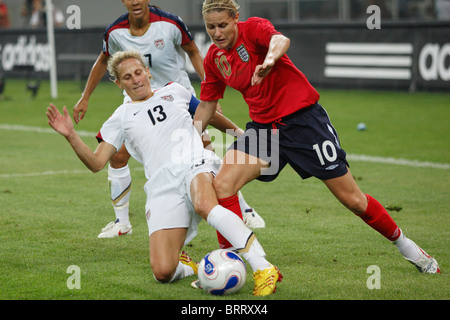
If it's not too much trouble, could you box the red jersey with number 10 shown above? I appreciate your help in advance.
[200,17,319,124]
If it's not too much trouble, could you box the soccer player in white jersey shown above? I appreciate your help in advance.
[72,0,264,239]
[47,50,281,295]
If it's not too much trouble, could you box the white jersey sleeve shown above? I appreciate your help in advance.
[98,105,126,152]
[166,82,192,104]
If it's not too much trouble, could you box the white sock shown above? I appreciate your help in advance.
[240,238,271,272]
[393,231,420,262]
[113,203,130,225]
[207,205,270,272]
[169,261,195,283]
[108,164,131,225]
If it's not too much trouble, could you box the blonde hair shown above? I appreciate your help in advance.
[107,50,149,81]
[202,0,240,18]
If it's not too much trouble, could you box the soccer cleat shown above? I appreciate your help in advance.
[406,241,440,274]
[243,208,266,229]
[98,219,132,238]
[179,251,198,275]
[252,265,283,296]
[190,279,202,290]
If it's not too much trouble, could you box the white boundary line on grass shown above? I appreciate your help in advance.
[0,124,95,137]
[346,154,450,170]
[0,124,449,179]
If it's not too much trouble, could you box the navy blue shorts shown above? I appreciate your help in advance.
[229,103,349,182]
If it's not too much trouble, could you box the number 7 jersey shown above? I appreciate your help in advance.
[98,83,213,184]
[103,6,195,94]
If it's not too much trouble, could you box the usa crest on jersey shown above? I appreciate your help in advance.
[161,95,174,102]
[236,44,249,62]
[154,39,165,50]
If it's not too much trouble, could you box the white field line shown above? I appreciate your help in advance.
[346,154,450,170]
[0,124,96,137]
[0,124,449,179]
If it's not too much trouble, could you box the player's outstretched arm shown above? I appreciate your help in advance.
[47,104,116,172]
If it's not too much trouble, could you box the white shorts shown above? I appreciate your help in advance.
[144,152,221,245]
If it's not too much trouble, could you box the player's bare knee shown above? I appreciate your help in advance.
[110,147,131,168]
[194,195,220,220]
[193,199,211,219]
[153,273,172,283]
[151,265,174,283]
[110,155,129,168]
[212,176,235,198]
[345,194,367,215]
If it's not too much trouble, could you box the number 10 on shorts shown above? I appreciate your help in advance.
[313,140,337,166]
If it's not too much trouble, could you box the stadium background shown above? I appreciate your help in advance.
[0,0,449,92]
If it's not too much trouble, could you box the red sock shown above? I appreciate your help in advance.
[216,194,243,249]
[358,194,401,241]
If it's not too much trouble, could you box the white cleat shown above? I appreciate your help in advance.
[98,219,132,238]
[406,241,440,274]
[243,208,265,229]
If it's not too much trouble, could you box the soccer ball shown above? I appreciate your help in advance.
[198,249,247,296]
[357,122,367,131]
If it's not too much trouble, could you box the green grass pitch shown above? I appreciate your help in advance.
[0,79,448,301]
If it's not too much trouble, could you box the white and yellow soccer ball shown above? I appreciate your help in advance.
[198,249,247,296]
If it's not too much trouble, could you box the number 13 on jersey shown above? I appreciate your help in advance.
[147,105,167,125]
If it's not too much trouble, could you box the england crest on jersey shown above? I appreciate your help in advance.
[236,44,249,62]
[154,39,165,50]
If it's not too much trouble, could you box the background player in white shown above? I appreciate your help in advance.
[72,0,264,238]
[47,50,280,295]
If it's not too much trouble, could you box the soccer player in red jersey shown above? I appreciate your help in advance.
[195,0,440,275]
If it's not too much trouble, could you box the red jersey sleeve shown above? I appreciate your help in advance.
[244,17,281,49]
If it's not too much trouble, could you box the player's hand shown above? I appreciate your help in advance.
[73,97,89,124]
[251,62,274,86]
[47,104,74,138]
